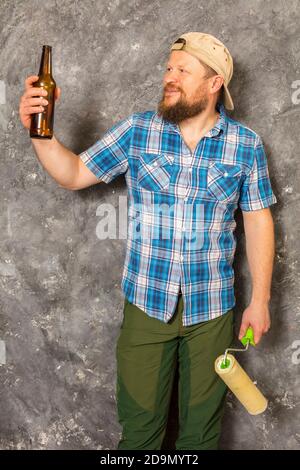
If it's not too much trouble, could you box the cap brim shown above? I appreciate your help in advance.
[223,83,234,110]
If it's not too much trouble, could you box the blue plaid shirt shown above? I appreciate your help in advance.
[79,102,277,325]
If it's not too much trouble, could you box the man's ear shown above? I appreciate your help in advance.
[212,75,224,94]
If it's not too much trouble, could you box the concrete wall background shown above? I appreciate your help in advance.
[0,0,299,450]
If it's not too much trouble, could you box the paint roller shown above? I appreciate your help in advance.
[215,326,268,415]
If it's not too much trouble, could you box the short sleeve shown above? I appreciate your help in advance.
[238,136,277,211]
[79,114,133,183]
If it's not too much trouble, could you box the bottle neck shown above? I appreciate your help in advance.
[39,46,52,76]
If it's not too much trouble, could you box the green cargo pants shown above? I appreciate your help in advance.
[116,293,234,450]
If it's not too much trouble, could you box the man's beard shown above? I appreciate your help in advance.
[157,85,209,124]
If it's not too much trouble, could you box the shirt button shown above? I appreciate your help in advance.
[224,171,228,177]
[153,161,158,167]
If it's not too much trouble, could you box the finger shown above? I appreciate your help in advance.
[254,335,261,344]
[254,329,262,345]
[238,321,249,340]
[262,320,271,334]
[55,87,61,101]
[22,105,45,114]
[24,88,48,99]
[23,97,48,107]
[25,75,40,90]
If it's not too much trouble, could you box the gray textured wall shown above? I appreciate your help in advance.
[1,0,299,450]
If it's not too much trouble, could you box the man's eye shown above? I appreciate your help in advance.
[165,67,186,73]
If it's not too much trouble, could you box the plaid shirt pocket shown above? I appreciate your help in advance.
[137,152,175,192]
[207,162,243,202]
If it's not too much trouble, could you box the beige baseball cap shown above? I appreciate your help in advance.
[170,32,234,110]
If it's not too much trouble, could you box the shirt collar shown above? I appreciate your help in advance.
[157,101,227,138]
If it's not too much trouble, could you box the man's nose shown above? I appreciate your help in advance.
[165,77,177,84]
[164,75,180,87]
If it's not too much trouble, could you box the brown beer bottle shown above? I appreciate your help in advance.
[30,45,56,139]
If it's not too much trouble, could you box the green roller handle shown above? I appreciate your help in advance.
[219,327,256,370]
[240,326,256,347]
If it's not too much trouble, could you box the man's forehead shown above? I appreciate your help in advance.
[167,50,200,67]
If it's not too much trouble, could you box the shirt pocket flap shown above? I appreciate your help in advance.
[208,162,242,178]
[141,152,174,167]
[207,162,243,202]
[137,152,175,192]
